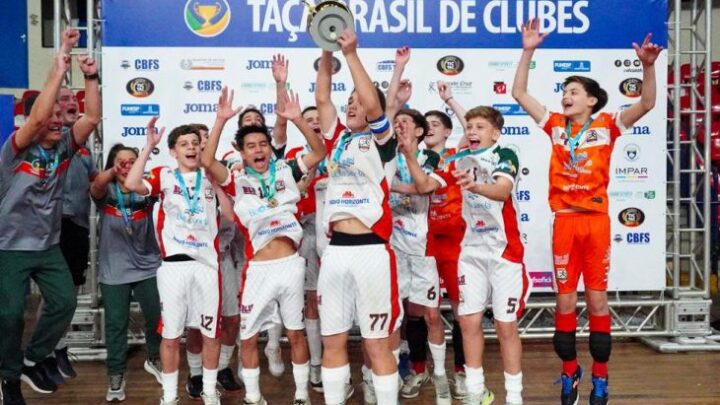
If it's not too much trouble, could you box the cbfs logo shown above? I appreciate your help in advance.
[184,0,231,38]
[184,80,222,92]
[516,190,531,201]
[376,60,395,72]
[121,59,159,71]
[626,232,650,244]
[553,60,591,72]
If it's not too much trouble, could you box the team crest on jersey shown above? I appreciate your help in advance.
[358,137,371,152]
[204,187,214,200]
[275,180,285,192]
[586,130,599,143]
[556,268,568,282]
[242,186,256,195]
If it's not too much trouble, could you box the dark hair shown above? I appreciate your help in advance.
[563,75,608,114]
[465,106,505,130]
[167,125,201,149]
[190,123,209,133]
[396,108,429,143]
[424,110,453,130]
[104,143,139,170]
[24,94,39,117]
[234,124,271,149]
[350,87,387,115]
[301,106,318,117]
[238,107,266,127]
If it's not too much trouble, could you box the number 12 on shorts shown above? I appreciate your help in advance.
[201,315,214,331]
[369,313,389,331]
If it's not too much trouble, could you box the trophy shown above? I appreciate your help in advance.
[305,1,354,51]
[194,2,221,28]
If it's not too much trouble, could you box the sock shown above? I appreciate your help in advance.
[161,371,179,402]
[392,348,400,365]
[218,344,234,370]
[292,361,310,400]
[504,371,523,404]
[55,337,67,351]
[464,366,485,395]
[187,350,203,377]
[452,321,465,372]
[428,341,447,376]
[23,358,36,367]
[555,311,578,376]
[241,368,261,402]
[589,314,612,378]
[322,364,350,405]
[305,318,322,366]
[412,360,426,374]
[267,323,282,350]
[372,372,400,404]
[406,316,428,370]
[202,367,218,396]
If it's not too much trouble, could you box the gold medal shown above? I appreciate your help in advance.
[401,196,411,207]
[327,160,338,174]
[268,198,279,208]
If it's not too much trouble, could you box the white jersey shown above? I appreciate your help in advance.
[143,166,221,269]
[322,120,394,241]
[223,159,307,257]
[389,150,440,256]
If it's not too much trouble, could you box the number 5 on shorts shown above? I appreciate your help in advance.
[369,313,388,331]
[506,297,518,314]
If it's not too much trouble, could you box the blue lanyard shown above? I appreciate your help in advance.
[445,146,492,163]
[174,169,202,215]
[36,146,60,176]
[396,150,420,184]
[565,119,593,164]
[113,181,135,229]
[245,159,276,200]
[332,131,370,164]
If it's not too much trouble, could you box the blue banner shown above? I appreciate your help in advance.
[103,0,667,49]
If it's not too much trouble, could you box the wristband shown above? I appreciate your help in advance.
[367,114,390,135]
[84,73,100,81]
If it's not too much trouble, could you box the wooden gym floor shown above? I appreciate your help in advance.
[19,339,720,404]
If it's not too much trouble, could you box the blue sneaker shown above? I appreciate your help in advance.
[398,352,411,380]
[557,366,583,405]
[589,376,608,405]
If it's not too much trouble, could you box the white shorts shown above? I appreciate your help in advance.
[299,218,320,291]
[395,250,440,308]
[157,260,220,339]
[318,243,403,339]
[239,253,306,340]
[220,251,241,317]
[457,249,531,322]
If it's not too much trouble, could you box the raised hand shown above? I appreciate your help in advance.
[521,18,549,51]
[216,86,243,121]
[145,116,165,149]
[60,28,80,53]
[395,46,411,69]
[396,79,413,107]
[397,125,417,156]
[337,28,358,56]
[272,53,289,83]
[276,90,302,121]
[77,55,97,76]
[633,33,662,67]
[437,80,452,103]
[452,168,476,190]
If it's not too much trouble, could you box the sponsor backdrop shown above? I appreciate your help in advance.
[102,0,667,292]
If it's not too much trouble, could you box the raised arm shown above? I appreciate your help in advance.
[386,46,411,118]
[315,50,337,134]
[14,54,69,150]
[511,18,549,123]
[338,29,389,138]
[72,55,102,145]
[620,33,661,128]
[201,87,243,185]
[437,80,469,147]
[59,28,80,55]
[90,166,116,200]
[277,90,326,170]
[125,117,164,195]
[397,126,442,194]
[271,53,289,148]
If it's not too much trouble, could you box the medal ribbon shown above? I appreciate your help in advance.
[113,181,135,229]
[245,159,277,201]
[565,118,593,164]
[175,169,202,215]
[36,146,60,179]
[445,146,492,163]
[331,131,371,166]
[396,150,421,184]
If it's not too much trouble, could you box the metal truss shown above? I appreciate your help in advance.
[55,0,719,360]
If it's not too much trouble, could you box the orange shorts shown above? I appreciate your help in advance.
[428,232,463,302]
[552,212,610,294]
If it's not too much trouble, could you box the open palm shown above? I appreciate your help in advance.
[521,19,548,50]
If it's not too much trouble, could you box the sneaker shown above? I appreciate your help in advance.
[54,347,77,379]
[217,367,242,391]
[40,357,65,386]
[461,388,494,405]
[588,376,609,405]
[144,358,162,385]
[106,374,126,402]
[451,371,468,400]
[186,375,203,400]
[434,374,452,405]
[401,369,430,399]
[159,398,179,405]
[264,346,285,377]
[310,364,323,393]
[201,389,221,405]
[559,366,583,405]
[1,379,26,405]
[20,363,57,394]
[293,398,311,404]
[361,375,376,405]
[242,396,268,405]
